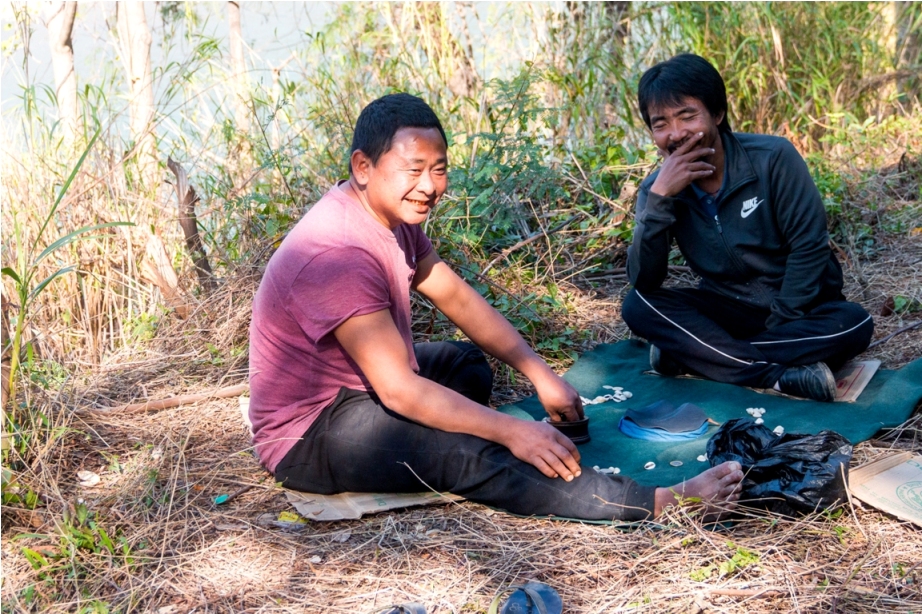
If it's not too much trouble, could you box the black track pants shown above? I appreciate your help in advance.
[622,287,874,388]
[274,341,657,521]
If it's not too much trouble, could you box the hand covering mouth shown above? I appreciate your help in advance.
[667,137,690,154]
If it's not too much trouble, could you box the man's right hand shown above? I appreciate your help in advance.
[650,132,716,197]
[500,419,582,481]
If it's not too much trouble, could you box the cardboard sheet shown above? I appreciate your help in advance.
[285,489,463,521]
[849,451,922,527]
[240,397,462,521]
[834,360,881,402]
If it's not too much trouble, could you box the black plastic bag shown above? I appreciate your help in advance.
[706,418,853,516]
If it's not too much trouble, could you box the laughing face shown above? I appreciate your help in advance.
[349,127,448,230]
[648,96,724,158]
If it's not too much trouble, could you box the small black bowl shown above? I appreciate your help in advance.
[543,416,591,444]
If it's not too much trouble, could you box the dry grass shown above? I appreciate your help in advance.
[3,386,921,613]
[2,219,921,612]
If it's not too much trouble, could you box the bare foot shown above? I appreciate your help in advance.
[654,461,743,521]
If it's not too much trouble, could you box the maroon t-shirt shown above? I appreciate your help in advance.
[248,183,433,472]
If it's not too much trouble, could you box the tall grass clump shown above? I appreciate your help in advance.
[667,2,921,146]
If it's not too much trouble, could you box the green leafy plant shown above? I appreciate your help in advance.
[1,466,39,508]
[690,541,761,581]
[1,128,132,432]
[892,295,922,314]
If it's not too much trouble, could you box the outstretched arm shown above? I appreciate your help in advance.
[333,308,582,481]
[412,251,584,423]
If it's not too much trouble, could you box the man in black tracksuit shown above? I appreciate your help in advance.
[621,54,874,402]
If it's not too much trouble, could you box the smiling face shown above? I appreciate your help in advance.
[349,127,448,230]
[648,96,724,157]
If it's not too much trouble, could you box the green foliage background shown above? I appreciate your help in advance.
[2,0,920,374]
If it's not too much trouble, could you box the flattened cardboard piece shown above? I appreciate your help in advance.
[286,489,464,521]
[242,397,463,521]
[849,451,922,527]
[833,360,881,403]
[239,397,254,436]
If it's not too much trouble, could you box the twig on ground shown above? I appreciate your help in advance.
[87,383,249,414]
[868,320,922,349]
[480,213,583,276]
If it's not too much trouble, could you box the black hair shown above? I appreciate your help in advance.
[638,53,732,133]
[349,93,448,173]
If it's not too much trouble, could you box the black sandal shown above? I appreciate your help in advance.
[488,581,562,614]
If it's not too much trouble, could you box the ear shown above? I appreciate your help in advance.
[714,110,726,127]
[350,150,372,187]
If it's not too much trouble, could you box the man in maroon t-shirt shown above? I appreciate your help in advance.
[249,93,742,522]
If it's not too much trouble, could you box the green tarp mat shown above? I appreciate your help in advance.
[498,340,922,487]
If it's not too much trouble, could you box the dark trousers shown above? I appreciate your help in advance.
[274,341,657,521]
[622,287,874,388]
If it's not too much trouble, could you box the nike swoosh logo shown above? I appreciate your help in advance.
[740,199,763,218]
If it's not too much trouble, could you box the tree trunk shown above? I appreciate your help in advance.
[896,1,921,107]
[227,0,251,185]
[167,157,216,295]
[228,1,249,134]
[43,1,78,145]
[116,1,158,189]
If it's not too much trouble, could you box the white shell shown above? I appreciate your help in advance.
[755,418,764,425]
[644,461,656,470]
[773,425,784,435]
[612,467,620,474]
[697,455,708,462]
[77,470,100,487]
[583,385,632,404]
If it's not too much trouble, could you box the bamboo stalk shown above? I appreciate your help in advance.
[90,383,248,414]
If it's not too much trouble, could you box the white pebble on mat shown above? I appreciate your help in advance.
[644,462,656,470]
[755,418,764,425]
[773,425,784,435]
[697,455,708,462]
[583,386,632,405]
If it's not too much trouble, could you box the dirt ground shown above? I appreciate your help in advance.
[2,203,921,613]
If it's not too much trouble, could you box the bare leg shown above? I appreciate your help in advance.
[654,461,743,520]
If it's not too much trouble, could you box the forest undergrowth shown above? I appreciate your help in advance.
[2,2,922,612]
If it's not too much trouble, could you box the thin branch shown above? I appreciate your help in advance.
[88,383,248,414]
